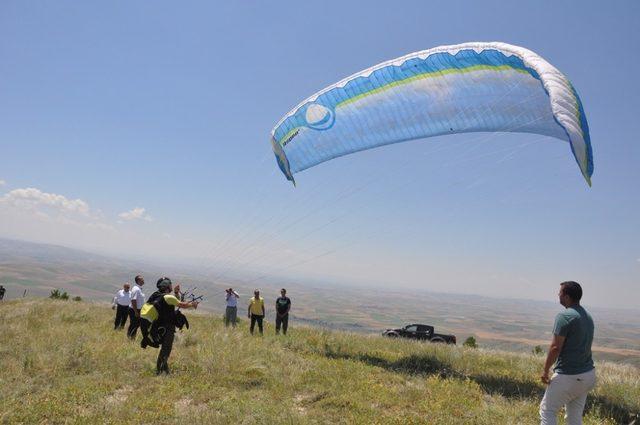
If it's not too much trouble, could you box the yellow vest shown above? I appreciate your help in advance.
[140,294,179,322]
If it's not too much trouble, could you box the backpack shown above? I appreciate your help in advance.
[145,291,189,346]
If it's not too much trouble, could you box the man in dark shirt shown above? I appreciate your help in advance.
[275,288,291,335]
[540,281,596,425]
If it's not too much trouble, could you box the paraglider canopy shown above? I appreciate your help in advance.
[270,42,593,186]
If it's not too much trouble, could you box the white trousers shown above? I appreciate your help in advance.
[539,369,596,425]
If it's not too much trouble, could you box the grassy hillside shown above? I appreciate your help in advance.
[0,300,638,424]
[3,238,640,368]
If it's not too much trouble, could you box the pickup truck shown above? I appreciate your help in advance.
[382,324,456,344]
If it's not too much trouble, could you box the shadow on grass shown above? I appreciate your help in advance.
[584,397,639,425]
[323,348,458,379]
[321,346,638,424]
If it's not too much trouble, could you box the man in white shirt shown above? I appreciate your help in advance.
[225,287,239,328]
[112,283,131,330]
[127,275,146,339]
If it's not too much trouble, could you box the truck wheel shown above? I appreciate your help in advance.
[430,337,445,343]
[387,333,399,338]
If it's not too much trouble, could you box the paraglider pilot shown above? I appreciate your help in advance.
[139,277,198,374]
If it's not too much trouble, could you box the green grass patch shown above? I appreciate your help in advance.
[0,299,637,424]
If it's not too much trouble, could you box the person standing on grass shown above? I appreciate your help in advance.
[540,281,596,425]
[275,288,291,335]
[127,275,146,339]
[247,289,265,335]
[225,287,239,328]
[112,283,131,330]
[140,277,198,374]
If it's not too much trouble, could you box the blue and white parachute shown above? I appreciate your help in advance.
[270,42,593,186]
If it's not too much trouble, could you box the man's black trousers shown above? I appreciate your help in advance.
[114,304,129,329]
[275,313,289,334]
[250,314,264,334]
[157,327,175,374]
[127,308,140,338]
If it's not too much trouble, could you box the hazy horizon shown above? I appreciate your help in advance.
[1,236,637,314]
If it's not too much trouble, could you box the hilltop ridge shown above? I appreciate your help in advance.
[0,299,638,424]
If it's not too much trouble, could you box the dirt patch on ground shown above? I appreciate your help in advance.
[174,398,208,416]
[105,386,132,405]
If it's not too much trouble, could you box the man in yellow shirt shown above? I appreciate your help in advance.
[247,289,265,335]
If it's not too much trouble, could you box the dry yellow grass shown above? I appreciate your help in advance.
[0,299,638,424]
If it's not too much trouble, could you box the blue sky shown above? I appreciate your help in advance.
[1,1,638,308]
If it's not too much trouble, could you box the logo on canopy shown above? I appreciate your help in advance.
[304,103,335,130]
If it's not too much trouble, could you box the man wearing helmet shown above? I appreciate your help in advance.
[140,277,198,374]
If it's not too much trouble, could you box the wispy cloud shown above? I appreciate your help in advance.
[118,207,153,222]
[0,180,5,186]
[0,187,91,216]
[0,185,182,260]
[0,186,115,234]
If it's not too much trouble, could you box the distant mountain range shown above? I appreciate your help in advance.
[0,237,297,309]
[0,238,151,300]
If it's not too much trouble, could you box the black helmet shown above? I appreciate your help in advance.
[156,277,172,291]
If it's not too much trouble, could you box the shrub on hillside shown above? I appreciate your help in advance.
[532,345,544,355]
[50,289,70,300]
[463,336,478,348]
[72,296,82,302]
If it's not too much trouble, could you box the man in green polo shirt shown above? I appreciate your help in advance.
[540,281,596,425]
